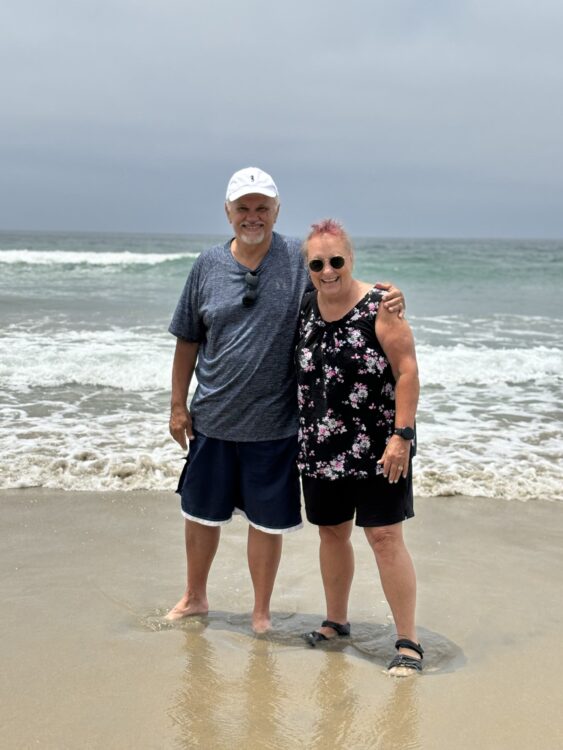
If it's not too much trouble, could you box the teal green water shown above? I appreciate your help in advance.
[0,231,561,498]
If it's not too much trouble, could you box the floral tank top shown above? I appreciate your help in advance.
[296,287,400,480]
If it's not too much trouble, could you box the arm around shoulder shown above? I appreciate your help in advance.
[375,281,406,317]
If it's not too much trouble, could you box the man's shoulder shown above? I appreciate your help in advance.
[273,232,302,254]
[187,241,230,276]
[197,240,230,262]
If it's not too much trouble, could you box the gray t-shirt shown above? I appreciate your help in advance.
[169,232,311,441]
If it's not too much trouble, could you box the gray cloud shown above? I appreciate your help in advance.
[1,0,562,236]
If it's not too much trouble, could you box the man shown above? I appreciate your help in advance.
[166,167,403,632]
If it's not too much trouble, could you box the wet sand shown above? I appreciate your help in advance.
[1,489,562,749]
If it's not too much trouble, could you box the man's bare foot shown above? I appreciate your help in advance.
[252,613,272,634]
[164,595,208,621]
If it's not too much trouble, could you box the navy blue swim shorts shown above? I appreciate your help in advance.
[176,430,302,534]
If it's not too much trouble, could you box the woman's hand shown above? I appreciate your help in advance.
[377,435,411,483]
[375,282,405,318]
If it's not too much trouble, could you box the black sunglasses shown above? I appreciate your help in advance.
[242,271,259,307]
[308,256,346,273]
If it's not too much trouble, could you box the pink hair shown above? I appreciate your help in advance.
[302,218,353,257]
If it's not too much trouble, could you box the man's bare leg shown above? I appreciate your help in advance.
[165,519,221,620]
[247,526,282,633]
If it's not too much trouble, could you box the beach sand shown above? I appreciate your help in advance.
[1,489,562,750]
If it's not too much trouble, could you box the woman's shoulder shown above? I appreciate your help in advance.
[354,283,384,310]
[364,282,385,297]
[300,289,317,314]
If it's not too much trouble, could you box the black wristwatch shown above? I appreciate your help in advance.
[394,426,415,440]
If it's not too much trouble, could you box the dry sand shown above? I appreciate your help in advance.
[1,489,562,749]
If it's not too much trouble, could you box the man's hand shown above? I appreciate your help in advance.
[169,407,194,450]
[375,282,405,318]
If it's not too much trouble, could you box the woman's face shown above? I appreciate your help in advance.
[306,234,354,297]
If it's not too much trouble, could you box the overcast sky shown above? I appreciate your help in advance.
[1,0,562,237]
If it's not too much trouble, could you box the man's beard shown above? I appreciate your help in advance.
[240,227,265,245]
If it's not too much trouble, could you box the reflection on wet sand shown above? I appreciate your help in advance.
[239,639,288,748]
[167,616,426,750]
[169,622,293,749]
[169,626,223,749]
[309,652,359,748]
[309,650,420,749]
[368,678,420,750]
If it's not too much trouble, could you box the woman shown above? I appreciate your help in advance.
[296,219,423,676]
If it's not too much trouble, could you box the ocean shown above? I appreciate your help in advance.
[1,230,561,501]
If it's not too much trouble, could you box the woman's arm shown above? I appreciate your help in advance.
[375,307,419,483]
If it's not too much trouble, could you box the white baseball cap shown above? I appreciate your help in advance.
[225,167,279,202]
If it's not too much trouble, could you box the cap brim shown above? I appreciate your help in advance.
[226,187,278,201]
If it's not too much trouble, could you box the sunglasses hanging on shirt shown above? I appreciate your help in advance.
[242,271,259,307]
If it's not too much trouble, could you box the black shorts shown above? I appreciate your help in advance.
[301,471,414,528]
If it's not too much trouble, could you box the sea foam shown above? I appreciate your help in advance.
[0,249,198,266]
[0,328,173,391]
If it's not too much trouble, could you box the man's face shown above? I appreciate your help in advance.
[225,194,280,246]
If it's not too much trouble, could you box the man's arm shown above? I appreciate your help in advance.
[169,339,199,450]
[375,282,406,317]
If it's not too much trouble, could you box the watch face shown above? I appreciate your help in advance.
[397,427,415,440]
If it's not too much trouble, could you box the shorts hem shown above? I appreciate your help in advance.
[357,510,415,528]
[233,508,303,535]
[181,510,233,527]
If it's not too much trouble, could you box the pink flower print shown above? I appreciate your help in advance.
[348,382,369,409]
[324,365,344,383]
[347,329,364,348]
[362,349,388,374]
[298,348,315,372]
[329,455,346,473]
[381,382,395,398]
[297,384,311,407]
[317,411,347,440]
[317,424,330,442]
[351,433,370,457]
[362,353,378,373]
[376,356,388,373]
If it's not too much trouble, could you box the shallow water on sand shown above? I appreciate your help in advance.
[152,620,451,750]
